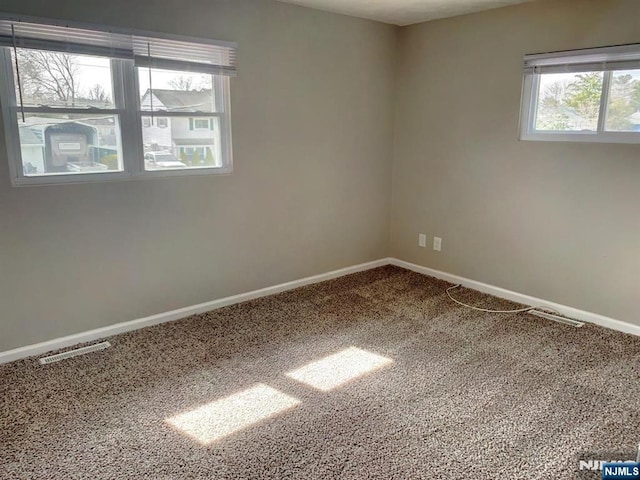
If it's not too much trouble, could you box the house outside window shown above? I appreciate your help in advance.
[139,79,222,168]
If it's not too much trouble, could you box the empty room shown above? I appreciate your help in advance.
[1,0,639,478]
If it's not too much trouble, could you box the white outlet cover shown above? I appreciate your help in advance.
[418,234,427,248]
[433,237,442,251]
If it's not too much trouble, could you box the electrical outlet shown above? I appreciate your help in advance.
[418,234,427,248]
[433,236,442,252]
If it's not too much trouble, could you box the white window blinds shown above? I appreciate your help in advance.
[132,35,236,75]
[523,44,640,75]
[0,16,237,76]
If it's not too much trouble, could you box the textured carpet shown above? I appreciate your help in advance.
[2,266,640,479]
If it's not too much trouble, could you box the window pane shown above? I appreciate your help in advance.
[138,67,217,113]
[12,49,115,109]
[17,114,123,176]
[604,70,640,132]
[534,72,603,132]
[141,116,222,170]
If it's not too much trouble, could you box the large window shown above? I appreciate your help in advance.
[0,17,236,185]
[520,44,640,143]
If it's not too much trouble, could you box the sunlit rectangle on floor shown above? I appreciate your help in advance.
[286,347,393,391]
[165,383,301,444]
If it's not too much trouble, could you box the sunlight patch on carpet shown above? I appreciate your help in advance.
[286,346,393,391]
[165,384,301,444]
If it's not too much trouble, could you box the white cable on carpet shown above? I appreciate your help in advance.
[445,284,535,314]
[445,284,581,326]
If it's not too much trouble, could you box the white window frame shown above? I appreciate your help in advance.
[0,15,235,186]
[136,72,231,178]
[519,44,640,144]
[193,118,210,130]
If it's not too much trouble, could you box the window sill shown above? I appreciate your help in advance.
[520,131,640,145]
[10,165,233,187]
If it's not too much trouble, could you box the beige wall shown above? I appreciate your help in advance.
[3,0,639,353]
[392,0,640,324]
[0,0,397,351]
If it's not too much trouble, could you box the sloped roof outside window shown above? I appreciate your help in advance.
[143,89,214,113]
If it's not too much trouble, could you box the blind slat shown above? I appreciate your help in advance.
[524,60,640,75]
[134,56,236,76]
[0,34,133,59]
[524,44,640,75]
[0,16,237,76]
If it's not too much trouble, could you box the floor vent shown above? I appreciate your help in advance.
[530,310,584,328]
[39,341,111,365]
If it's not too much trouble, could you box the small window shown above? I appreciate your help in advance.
[0,16,236,185]
[194,119,210,129]
[520,44,640,143]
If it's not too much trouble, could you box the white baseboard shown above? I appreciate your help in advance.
[389,258,640,337]
[0,258,392,365]
[2,256,637,365]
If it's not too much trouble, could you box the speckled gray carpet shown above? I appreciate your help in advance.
[2,266,639,479]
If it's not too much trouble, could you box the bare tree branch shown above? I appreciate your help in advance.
[17,50,80,105]
[168,75,194,91]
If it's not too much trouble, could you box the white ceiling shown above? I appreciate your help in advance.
[276,0,535,26]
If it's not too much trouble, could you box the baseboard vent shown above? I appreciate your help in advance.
[39,341,111,365]
[530,310,584,328]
